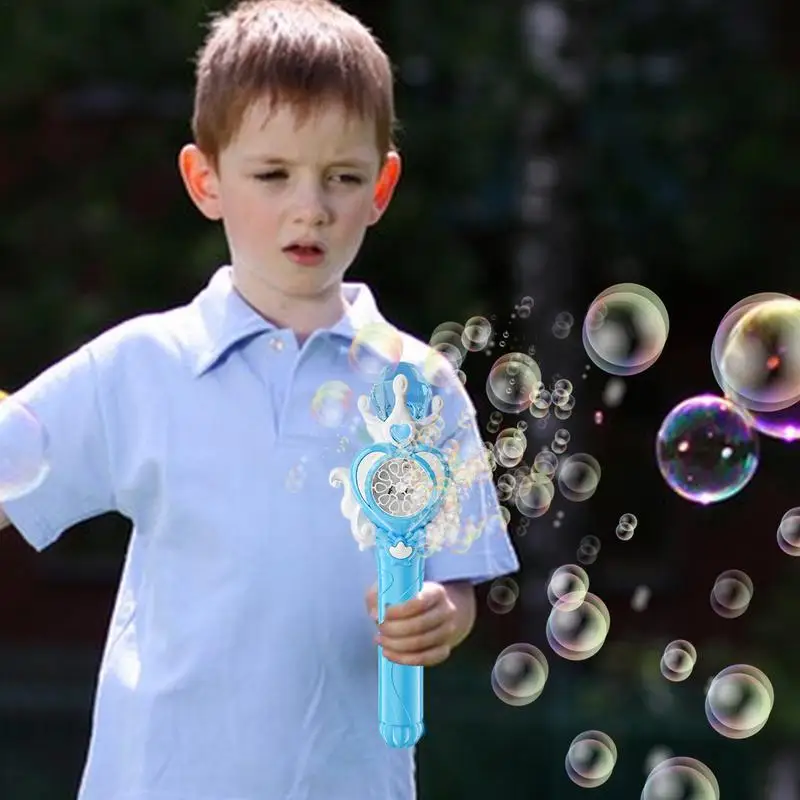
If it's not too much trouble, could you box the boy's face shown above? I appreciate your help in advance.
[180,99,400,302]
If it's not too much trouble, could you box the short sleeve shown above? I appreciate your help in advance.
[422,368,520,586]
[1,344,116,552]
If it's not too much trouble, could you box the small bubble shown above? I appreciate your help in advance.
[710,569,753,618]
[660,639,697,682]
[491,643,549,706]
[546,592,610,660]
[565,730,617,788]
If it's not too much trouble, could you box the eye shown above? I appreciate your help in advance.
[254,170,287,181]
[332,174,364,185]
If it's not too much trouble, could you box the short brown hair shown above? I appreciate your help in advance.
[191,0,399,170]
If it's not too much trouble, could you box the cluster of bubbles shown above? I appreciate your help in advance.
[0,391,51,504]
[326,285,795,795]
[653,292,799,504]
[513,295,534,321]
[531,376,576,421]
[579,285,799,507]
[616,512,638,540]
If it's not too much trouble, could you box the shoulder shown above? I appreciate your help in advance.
[85,304,199,375]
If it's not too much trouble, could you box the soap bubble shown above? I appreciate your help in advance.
[777,507,800,555]
[516,472,555,518]
[348,323,403,377]
[553,378,573,395]
[712,294,800,413]
[311,381,352,428]
[533,450,559,477]
[748,401,800,442]
[616,522,635,540]
[547,564,589,612]
[557,453,602,502]
[705,664,773,739]
[487,577,519,615]
[0,394,51,502]
[546,592,610,660]
[710,569,753,619]
[486,352,541,414]
[712,293,800,442]
[565,730,617,788]
[655,394,759,505]
[495,428,527,468]
[583,283,669,376]
[422,347,460,388]
[462,316,493,352]
[660,640,697,682]
[491,643,549,706]
[641,757,719,800]
[579,534,601,556]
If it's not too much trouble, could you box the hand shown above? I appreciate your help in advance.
[364,580,458,667]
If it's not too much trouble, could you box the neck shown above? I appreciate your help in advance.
[231,268,346,340]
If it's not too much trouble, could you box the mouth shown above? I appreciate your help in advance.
[282,242,327,266]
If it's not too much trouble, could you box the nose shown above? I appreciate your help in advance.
[291,182,332,228]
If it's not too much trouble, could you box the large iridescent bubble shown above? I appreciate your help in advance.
[655,394,759,505]
[712,293,800,442]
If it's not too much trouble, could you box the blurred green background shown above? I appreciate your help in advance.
[0,0,799,797]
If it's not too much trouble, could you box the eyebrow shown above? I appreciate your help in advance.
[244,156,373,169]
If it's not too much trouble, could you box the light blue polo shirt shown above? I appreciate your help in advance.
[3,266,519,800]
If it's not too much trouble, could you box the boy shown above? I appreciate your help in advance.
[0,0,519,797]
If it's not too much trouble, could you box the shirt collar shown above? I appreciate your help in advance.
[188,266,388,376]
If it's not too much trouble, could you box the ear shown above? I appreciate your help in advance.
[178,144,222,221]
[368,151,402,225]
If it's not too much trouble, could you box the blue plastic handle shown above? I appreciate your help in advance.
[376,542,425,747]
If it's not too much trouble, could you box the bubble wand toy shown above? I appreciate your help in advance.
[330,362,451,748]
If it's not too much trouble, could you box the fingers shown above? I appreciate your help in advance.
[381,643,452,667]
[376,617,456,654]
[378,602,453,643]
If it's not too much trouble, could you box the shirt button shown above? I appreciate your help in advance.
[269,337,285,352]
